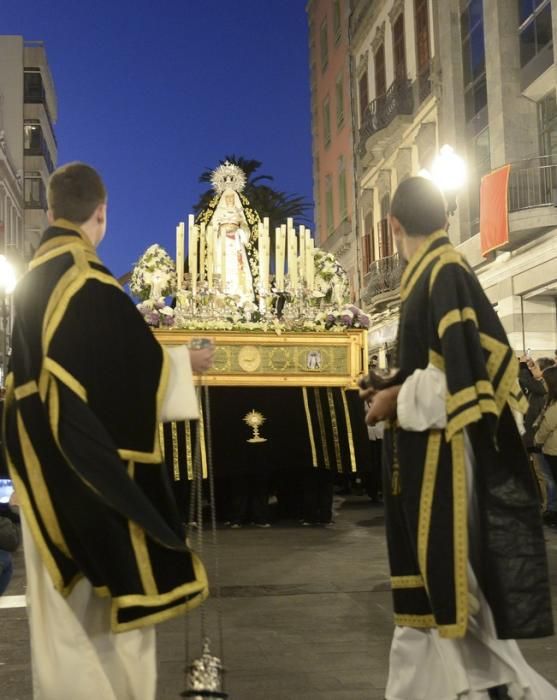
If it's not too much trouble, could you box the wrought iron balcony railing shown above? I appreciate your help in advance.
[363,252,404,302]
[508,155,557,211]
[358,78,413,156]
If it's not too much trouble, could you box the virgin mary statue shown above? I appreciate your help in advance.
[211,187,254,301]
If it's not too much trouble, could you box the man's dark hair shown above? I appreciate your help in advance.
[537,357,555,372]
[390,176,447,237]
[47,162,107,224]
[543,365,557,404]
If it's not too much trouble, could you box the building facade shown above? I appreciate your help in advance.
[0,36,57,261]
[307,0,358,296]
[341,0,557,360]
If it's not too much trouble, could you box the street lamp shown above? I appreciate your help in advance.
[430,144,467,216]
[0,255,17,387]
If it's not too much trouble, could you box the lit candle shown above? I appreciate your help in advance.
[199,222,206,283]
[298,225,305,285]
[176,221,185,290]
[220,230,227,292]
[275,226,285,290]
[287,222,298,291]
[306,235,315,290]
[206,224,214,288]
[188,215,198,295]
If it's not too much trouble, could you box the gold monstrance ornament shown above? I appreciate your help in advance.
[243,410,267,443]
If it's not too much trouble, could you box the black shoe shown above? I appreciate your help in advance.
[488,685,512,700]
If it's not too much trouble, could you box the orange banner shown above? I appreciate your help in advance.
[480,165,510,257]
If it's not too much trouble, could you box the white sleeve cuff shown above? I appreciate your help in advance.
[397,364,447,432]
[160,345,199,422]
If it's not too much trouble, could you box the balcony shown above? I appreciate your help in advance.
[362,252,404,303]
[358,78,413,157]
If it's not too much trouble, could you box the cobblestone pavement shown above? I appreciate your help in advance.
[1,496,557,699]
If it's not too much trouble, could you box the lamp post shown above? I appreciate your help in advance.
[0,255,16,387]
[429,144,467,217]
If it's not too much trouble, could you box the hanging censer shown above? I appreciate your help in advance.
[180,382,228,698]
[182,637,227,699]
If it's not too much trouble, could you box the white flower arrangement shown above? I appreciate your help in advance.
[130,244,177,301]
[312,249,350,306]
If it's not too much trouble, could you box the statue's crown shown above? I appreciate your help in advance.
[211,161,247,195]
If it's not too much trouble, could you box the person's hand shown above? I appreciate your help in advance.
[366,385,401,425]
[359,386,376,403]
[9,491,19,508]
[189,346,214,373]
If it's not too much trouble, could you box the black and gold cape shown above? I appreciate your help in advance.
[3,221,207,632]
[385,230,552,640]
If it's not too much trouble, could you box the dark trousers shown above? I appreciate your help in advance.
[302,468,334,524]
[0,549,13,595]
[227,473,271,525]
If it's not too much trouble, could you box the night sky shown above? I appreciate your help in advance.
[2,0,313,278]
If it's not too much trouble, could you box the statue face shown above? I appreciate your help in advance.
[225,194,234,207]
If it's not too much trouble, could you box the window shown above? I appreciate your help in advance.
[24,175,47,210]
[539,91,557,156]
[359,70,369,124]
[519,0,552,68]
[460,0,487,122]
[392,13,407,81]
[24,123,42,153]
[374,44,387,98]
[325,176,334,233]
[468,128,491,226]
[338,157,347,219]
[333,0,342,44]
[336,73,345,128]
[24,70,44,103]
[323,97,331,147]
[378,194,393,258]
[363,212,374,272]
[320,19,329,71]
[415,0,431,73]
[24,120,55,173]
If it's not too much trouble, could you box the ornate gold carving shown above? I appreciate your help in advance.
[238,345,262,373]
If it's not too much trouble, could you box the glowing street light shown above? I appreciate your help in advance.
[430,144,467,216]
[0,255,17,294]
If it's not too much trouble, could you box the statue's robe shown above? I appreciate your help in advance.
[384,230,553,640]
[3,220,207,632]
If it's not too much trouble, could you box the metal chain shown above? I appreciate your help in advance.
[202,384,225,676]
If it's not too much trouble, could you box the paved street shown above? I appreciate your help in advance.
[1,496,557,700]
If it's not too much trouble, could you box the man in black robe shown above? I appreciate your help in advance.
[364,176,555,699]
[3,162,213,699]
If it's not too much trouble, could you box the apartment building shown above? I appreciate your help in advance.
[307,0,358,294]
[0,36,57,260]
[346,0,557,359]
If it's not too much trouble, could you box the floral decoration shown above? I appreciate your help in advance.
[130,244,177,302]
[312,249,350,306]
[324,305,370,330]
[136,298,176,328]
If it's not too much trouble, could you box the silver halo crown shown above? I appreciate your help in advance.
[211,161,247,195]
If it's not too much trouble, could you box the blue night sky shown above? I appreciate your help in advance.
[2,0,313,278]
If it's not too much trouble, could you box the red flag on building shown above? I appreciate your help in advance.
[480,164,511,257]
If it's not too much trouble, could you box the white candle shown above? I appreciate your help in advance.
[206,224,214,288]
[275,226,285,290]
[220,230,226,292]
[306,236,315,290]
[298,225,305,285]
[188,216,198,295]
[287,222,298,291]
[176,222,185,290]
[199,223,206,284]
